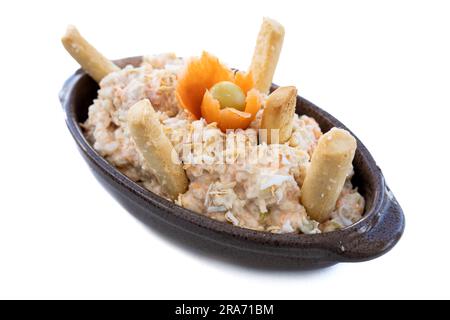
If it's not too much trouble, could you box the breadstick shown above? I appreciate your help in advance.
[300,128,357,222]
[61,25,119,83]
[249,18,285,93]
[128,99,188,199]
[261,86,297,144]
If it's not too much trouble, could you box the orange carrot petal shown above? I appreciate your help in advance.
[176,52,233,119]
[234,71,254,95]
[244,89,262,122]
[200,90,221,124]
[201,51,234,85]
[218,108,252,132]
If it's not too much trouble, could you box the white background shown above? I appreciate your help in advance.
[0,0,449,300]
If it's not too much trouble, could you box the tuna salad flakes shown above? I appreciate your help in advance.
[82,53,365,234]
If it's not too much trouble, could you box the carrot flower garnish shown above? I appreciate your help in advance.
[176,52,261,132]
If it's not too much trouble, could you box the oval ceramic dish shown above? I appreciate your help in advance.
[60,57,405,269]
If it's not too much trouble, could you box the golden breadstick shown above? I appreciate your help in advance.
[300,128,357,222]
[261,86,297,144]
[249,18,285,93]
[128,99,188,199]
[61,25,119,83]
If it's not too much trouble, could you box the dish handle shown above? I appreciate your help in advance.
[335,185,405,262]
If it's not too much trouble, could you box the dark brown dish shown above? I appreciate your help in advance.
[59,57,405,269]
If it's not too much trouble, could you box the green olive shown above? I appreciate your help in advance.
[210,81,246,111]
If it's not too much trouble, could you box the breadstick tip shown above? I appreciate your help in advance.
[128,99,151,122]
[261,86,297,144]
[262,17,285,35]
[61,25,78,44]
[266,86,297,109]
[321,128,357,155]
[250,17,285,93]
[61,25,119,83]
